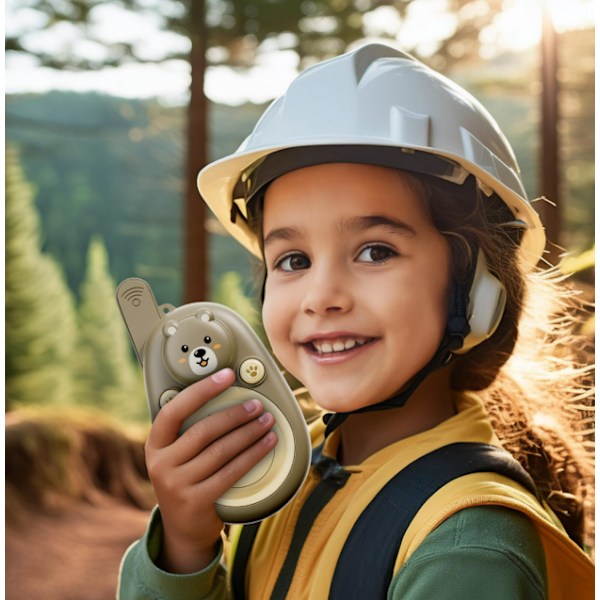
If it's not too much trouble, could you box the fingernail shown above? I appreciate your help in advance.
[243,399,261,413]
[263,432,278,445]
[211,368,233,384]
[258,412,273,425]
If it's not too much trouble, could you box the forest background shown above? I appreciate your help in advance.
[4,1,595,597]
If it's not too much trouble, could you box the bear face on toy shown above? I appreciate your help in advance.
[162,309,235,385]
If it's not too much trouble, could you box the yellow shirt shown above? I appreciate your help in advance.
[229,393,593,600]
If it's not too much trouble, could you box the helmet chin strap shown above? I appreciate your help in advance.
[322,260,475,438]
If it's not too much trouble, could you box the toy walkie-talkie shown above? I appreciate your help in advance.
[116,278,311,524]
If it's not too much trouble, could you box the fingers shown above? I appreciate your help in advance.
[144,367,279,517]
[179,410,277,483]
[171,396,270,464]
[147,403,278,517]
[191,427,278,502]
[147,368,236,450]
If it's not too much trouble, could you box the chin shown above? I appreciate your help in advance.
[307,386,384,415]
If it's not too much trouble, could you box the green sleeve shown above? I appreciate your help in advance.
[388,506,548,600]
[117,508,230,600]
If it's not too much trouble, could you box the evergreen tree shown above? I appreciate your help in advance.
[74,236,146,419]
[213,272,259,327]
[213,271,266,343]
[5,147,77,409]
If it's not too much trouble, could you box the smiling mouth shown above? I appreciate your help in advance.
[197,358,209,367]
[306,336,374,355]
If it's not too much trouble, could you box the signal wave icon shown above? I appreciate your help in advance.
[120,286,145,308]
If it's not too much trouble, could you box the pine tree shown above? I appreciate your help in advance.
[213,271,263,337]
[5,147,77,409]
[74,236,145,419]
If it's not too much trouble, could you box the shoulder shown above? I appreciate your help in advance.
[389,506,547,600]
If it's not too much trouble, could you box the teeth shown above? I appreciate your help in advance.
[312,338,366,354]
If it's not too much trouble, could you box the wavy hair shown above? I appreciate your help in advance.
[248,169,594,550]
[414,173,594,550]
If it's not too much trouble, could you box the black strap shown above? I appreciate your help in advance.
[323,342,454,436]
[323,263,474,437]
[231,522,261,600]
[328,442,539,599]
[231,444,351,600]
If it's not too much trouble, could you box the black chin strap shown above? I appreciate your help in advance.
[323,267,474,438]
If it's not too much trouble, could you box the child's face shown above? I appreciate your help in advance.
[261,163,451,413]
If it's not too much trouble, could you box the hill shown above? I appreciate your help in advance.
[6,408,154,600]
[6,93,266,304]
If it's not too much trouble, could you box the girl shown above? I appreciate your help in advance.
[118,44,594,599]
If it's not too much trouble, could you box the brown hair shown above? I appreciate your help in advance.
[248,169,594,550]
[415,173,594,550]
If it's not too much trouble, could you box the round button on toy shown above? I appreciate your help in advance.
[159,388,179,407]
[239,358,266,385]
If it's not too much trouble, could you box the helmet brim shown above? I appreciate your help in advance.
[198,140,545,267]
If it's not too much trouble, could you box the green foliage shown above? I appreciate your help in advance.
[558,245,595,337]
[213,271,263,335]
[5,147,78,409]
[559,246,595,276]
[5,149,147,422]
[559,28,595,254]
[5,93,267,305]
[6,92,184,304]
[74,236,146,420]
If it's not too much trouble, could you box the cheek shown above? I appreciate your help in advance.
[402,240,451,340]
[425,251,452,336]
[261,286,288,350]
[261,297,277,344]
[262,282,302,377]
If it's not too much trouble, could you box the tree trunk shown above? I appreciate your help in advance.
[539,4,561,265]
[184,0,209,302]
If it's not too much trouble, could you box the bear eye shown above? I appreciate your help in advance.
[204,336,211,344]
[181,345,189,353]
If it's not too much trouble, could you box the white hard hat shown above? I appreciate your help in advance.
[198,43,545,266]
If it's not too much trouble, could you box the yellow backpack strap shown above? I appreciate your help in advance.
[395,472,595,600]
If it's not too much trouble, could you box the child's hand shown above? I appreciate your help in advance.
[144,367,278,574]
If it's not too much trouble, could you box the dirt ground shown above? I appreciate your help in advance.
[5,409,155,600]
[6,497,151,600]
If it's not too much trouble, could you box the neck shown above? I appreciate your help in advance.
[337,366,456,466]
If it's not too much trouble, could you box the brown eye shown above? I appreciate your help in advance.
[357,244,397,263]
[277,253,311,272]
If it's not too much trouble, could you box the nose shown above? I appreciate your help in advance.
[301,262,353,317]
[194,348,206,358]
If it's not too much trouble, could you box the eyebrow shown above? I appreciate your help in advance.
[263,226,301,248]
[338,215,417,236]
[263,214,416,248]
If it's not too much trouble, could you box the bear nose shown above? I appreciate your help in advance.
[194,349,206,358]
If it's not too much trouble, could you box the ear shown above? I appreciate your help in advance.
[163,320,178,337]
[196,310,214,323]
[455,250,506,354]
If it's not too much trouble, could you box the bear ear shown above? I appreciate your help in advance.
[163,320,178,337]
[196,310,214,323]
